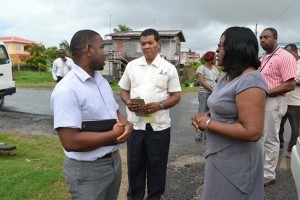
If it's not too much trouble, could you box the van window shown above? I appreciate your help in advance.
[0,45,10,64]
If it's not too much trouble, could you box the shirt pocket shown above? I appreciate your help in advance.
[129,73,139,88]
[155,74,168,89]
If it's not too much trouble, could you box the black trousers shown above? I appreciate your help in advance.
[279,105,300,152]
[57,76,63,83]
[127,124,171,200]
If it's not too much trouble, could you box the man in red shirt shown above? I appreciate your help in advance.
[259,27,297,187]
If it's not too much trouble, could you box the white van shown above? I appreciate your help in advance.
[0,41,16,106]
[292,137,300,200]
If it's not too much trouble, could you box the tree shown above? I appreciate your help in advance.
[21,44,47,72]
[21,45,58,72]
[59,40,72,58]
[45,46,59,68]
[113,24,132,32]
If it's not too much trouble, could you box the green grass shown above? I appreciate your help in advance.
[0,133,69,200]
[110,81,121,93]
[181,83,198,93]
[14,70,56,89]
[13,70,198,93]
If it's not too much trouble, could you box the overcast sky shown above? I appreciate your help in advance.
[1,0,299,55]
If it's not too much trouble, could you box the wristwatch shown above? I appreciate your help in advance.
[160,102,165,109]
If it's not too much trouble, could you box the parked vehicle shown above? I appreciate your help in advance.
[0,41,16,107]
[291,137,300,200]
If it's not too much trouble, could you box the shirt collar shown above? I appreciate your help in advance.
[72,63,92,82]
[139,53,161,68]
[265,46,281,57]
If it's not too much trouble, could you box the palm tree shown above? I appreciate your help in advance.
[113,24,132,32]
[59,40,72,57]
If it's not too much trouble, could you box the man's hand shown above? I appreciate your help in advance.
[116,121,133,143]
[125,99,142,112]
[112,122,126,138]
[142,102,161,114]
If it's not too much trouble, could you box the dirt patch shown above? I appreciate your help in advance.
[169,155,204,168]
[0,111,54,136]
[119,148,128,199]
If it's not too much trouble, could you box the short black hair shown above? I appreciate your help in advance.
[221,26,261,80]
[57,49,65,53]
[70,30,99,57]
[140,28,160,42]
[284,43,298,52]
[263,27,278,38]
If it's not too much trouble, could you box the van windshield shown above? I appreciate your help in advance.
[0,45,10,64]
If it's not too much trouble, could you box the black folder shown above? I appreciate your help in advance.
[81,119,117,146]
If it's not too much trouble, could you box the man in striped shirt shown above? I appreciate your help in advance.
[259,27,297,187]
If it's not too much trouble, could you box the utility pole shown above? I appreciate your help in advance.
[109,14,112,33]
[255,23,258,37]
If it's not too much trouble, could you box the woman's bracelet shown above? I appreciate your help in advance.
[205,119,212,131]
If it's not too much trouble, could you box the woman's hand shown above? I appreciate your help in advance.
[191,113,211,132]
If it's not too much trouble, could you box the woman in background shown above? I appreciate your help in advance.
[192,27,268,199]
[195,51,218,141]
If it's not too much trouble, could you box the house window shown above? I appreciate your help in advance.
[15,44,21,51]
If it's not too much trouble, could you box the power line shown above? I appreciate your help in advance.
[267,0,298,25]
[289,20,300,29]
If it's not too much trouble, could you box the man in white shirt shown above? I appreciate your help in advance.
[119,28,181,200]
[51,49,74,82]
[51,30,132,200]
[278,43,300,158]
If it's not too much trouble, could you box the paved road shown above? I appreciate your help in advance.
[1,88,297,199]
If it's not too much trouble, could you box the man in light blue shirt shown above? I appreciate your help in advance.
[51,29,132,200]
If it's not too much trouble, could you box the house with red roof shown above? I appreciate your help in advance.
[0,36,38,65]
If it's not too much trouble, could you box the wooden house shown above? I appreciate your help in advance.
[104,30,185,80]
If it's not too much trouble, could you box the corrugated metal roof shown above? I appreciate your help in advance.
[278,42,300,47]
[0,36,38,44]
[106,30,185,42]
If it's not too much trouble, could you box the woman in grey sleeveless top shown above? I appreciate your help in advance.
[192,27,268,200]
[195,51,218,141]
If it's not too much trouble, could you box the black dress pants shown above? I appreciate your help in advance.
[57,76,63,83]
[279,105,300,151]
[127,124,171,200]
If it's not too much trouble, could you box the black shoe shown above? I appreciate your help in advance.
[0,145,16,151]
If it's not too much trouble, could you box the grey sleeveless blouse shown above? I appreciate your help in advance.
[206,70,268,156]
[204,70,268,195]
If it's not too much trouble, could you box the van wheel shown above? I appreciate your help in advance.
[0,96,4,107]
